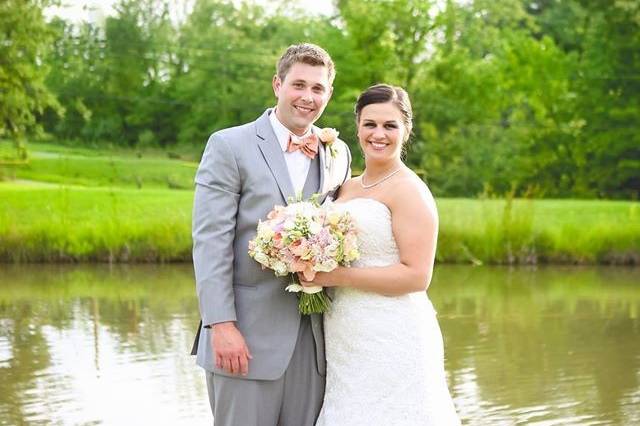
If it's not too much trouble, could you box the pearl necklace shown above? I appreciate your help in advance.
[360,168,402,189]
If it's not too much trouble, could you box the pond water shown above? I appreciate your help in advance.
[0,265,638,425]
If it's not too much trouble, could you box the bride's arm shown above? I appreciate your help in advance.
[308,181,439,296]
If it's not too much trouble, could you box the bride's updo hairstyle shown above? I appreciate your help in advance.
[355,84,413,143]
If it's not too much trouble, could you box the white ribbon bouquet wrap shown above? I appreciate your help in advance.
[248,195,359,314]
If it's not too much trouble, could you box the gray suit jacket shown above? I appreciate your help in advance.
[192,109,351,380]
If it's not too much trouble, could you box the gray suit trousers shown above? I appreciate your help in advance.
[206,316,325,426]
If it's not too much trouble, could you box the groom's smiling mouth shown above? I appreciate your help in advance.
[294,105,314,114]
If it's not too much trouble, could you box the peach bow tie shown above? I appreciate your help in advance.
[287,134,319,159]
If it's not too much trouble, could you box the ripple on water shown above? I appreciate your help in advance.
[0,336,12,368]
[2,264,640,425]
[8,315,210,426]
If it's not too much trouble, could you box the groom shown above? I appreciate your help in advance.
[191,43,351,425]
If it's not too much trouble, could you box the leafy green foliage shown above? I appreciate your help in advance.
[3,0,638,198]
[0,0,61,157]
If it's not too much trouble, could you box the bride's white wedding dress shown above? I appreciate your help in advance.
[316,198,460,426]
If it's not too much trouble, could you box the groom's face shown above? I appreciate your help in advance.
[272,63,333,136]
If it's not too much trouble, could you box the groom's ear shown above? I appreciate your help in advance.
[272,75,281,96]
[321,84,333,104]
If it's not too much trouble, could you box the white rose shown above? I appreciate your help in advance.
[309,221,322,235]
[273,261,288,276]
[318,127,339,144]
[315,259,338,272]
[257,224,274,239]
[299,202,316,216]
[253,252,270,266]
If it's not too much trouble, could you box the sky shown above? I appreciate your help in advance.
[46,0,336,24]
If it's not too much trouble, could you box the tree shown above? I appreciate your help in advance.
[0,0,60,158]
[95,0,177,146]
[573,0,640,198]
[410,0,581,197]
[43,18,104,141]
[20,0,639,198]
[523,0,640,198]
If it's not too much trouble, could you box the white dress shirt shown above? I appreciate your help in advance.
[269,109,312,196]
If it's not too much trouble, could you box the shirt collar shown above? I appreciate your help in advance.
[269,108,313,152]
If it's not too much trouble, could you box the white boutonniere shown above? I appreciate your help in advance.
[318,127,339,158]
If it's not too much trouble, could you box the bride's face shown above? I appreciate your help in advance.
[357,102,406,162]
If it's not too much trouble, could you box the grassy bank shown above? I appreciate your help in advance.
[1,142,638,264]
[1,182,638,264]
[0,183,192,262]
[436,198,639,265]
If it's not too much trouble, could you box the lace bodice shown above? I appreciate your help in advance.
[342,198,400,268]
[328,197,435,312]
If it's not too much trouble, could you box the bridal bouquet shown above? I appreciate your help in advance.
[248,196,359,315]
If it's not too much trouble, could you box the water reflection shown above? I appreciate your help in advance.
[431,266,640,425]
[0,265,639,425]
[0,264,207,426]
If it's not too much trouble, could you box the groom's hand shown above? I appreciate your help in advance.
[211,322,253,376]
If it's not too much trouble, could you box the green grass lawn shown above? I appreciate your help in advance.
[1,182,638,264]
[0,183,193,262]
[0,142,638,264]
[1,141,199,189]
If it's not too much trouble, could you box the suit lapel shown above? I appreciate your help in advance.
[256,110,295,203]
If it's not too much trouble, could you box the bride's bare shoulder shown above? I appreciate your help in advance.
[387,170,437,218]
[336,176,361,198]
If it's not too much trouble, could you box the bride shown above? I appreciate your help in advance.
[303,84,460,425]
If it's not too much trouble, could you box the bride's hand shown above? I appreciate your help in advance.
[297,271,339,287]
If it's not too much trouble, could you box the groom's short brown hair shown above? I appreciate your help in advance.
[276,43,335,84]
